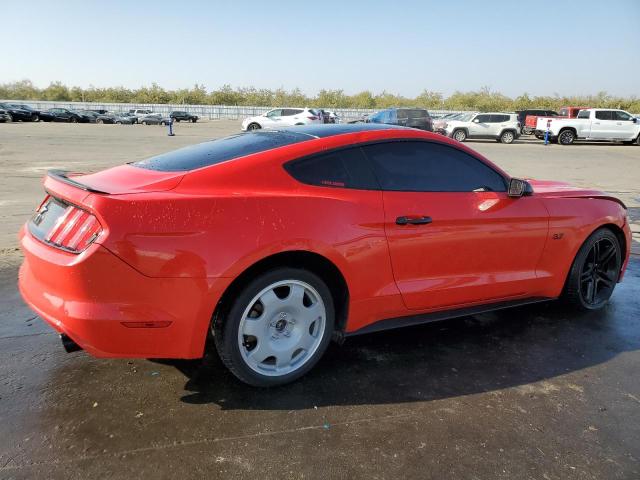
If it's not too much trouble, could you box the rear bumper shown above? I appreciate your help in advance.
[18,227,230,359]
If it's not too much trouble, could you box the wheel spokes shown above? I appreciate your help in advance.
[238,280,327,376]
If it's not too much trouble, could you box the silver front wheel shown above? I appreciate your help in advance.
[238,280,326,376]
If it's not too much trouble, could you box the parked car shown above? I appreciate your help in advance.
[128,109,153,124]
[0,102,37,122]
[433,113,464,133]
[90,109,110,115]
[8,103,41,121]
[444,112,521,143]
[325,111,339,124]
[18,124,631,387]
[113,112,135,124]
[39,108,92,123]
[241,108,322,131]
[0,108,11,122]
[367,108,433,131]
[139,113,172,125]
[77,110,120,124]
[170,111,198,123]
[517,109,558,134]
[532,106,591,139]
[536,108,640,145]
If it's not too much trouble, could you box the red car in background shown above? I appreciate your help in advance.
[18,124,631,386]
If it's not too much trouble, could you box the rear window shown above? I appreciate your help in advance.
[595,110,613,120]
[133,131,313,172]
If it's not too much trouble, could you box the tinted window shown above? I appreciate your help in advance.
[612,110,632,121]
[363,141,506,192]
[577,110,590,119]
[475,114,491,123]
[133,131,313,172]
[595,111,613,120]
[489,114,510,122]
[285,147,378,190]
[266,109,282,118]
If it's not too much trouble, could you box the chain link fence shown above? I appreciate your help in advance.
[2,99,469,122]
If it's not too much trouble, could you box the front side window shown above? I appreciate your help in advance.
[266,109,282,118]
[363,141,506,192]
[612,110,632,121]
[595,111,613,120]
[285,147,378,190]
[475,114,491,123]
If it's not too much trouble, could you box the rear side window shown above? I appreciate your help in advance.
[285,147,378,190]
[362,141,506,192]
[577,110,590,119]
[595,111,613,120]
[133,131,313,172]
[489,114,510,122]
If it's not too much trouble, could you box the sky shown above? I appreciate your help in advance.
[3,0,640,98]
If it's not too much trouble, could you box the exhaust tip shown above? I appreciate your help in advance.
[60,334,82,353]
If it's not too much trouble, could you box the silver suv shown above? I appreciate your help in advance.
[443,112,521,144]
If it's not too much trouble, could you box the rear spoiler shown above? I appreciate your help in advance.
[47,170,108,194]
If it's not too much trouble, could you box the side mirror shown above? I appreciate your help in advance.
[508,178,533,197]
[633,117,638,123]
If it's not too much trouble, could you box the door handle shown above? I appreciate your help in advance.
[396,216,432,225]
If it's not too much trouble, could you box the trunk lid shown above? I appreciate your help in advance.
[57,164,185,195]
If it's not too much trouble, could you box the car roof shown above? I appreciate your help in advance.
[275,123,410,138]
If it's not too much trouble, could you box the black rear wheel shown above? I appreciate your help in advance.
[563,228,622,310]
[558,129,575,145]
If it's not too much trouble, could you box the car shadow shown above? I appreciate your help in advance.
[163,260,639,410]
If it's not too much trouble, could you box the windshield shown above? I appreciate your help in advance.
[456,113,474,122]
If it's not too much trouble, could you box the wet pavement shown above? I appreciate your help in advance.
[1,250,639,479]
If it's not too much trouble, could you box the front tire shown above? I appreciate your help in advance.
[562,228,622,311]
[213,267,334,387]
[6,113,12,122]
[452,129,467,142]
[247,122,261,131]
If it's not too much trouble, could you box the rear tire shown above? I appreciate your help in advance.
[6,114,12,122]
[213,267,334,387]
[173,118,179,123]
[141,121,147,125]
[558,129,575,145]
[500,130,515,144]
[70,117,77,123]
[452,129,467,142]
[562,228,622,311]
[191,118,197,123]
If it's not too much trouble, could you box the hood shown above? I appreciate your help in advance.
[528,179,626,208]
[65,164,185,195]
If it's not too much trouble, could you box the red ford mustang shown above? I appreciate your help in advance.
[19,124,631,386]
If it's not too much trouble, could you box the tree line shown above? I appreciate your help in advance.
[2,80,639,112]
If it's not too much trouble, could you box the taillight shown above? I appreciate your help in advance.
[45,204,102,252]
[307,116,318,120]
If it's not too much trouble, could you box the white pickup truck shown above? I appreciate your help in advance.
[536,108,640,145]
